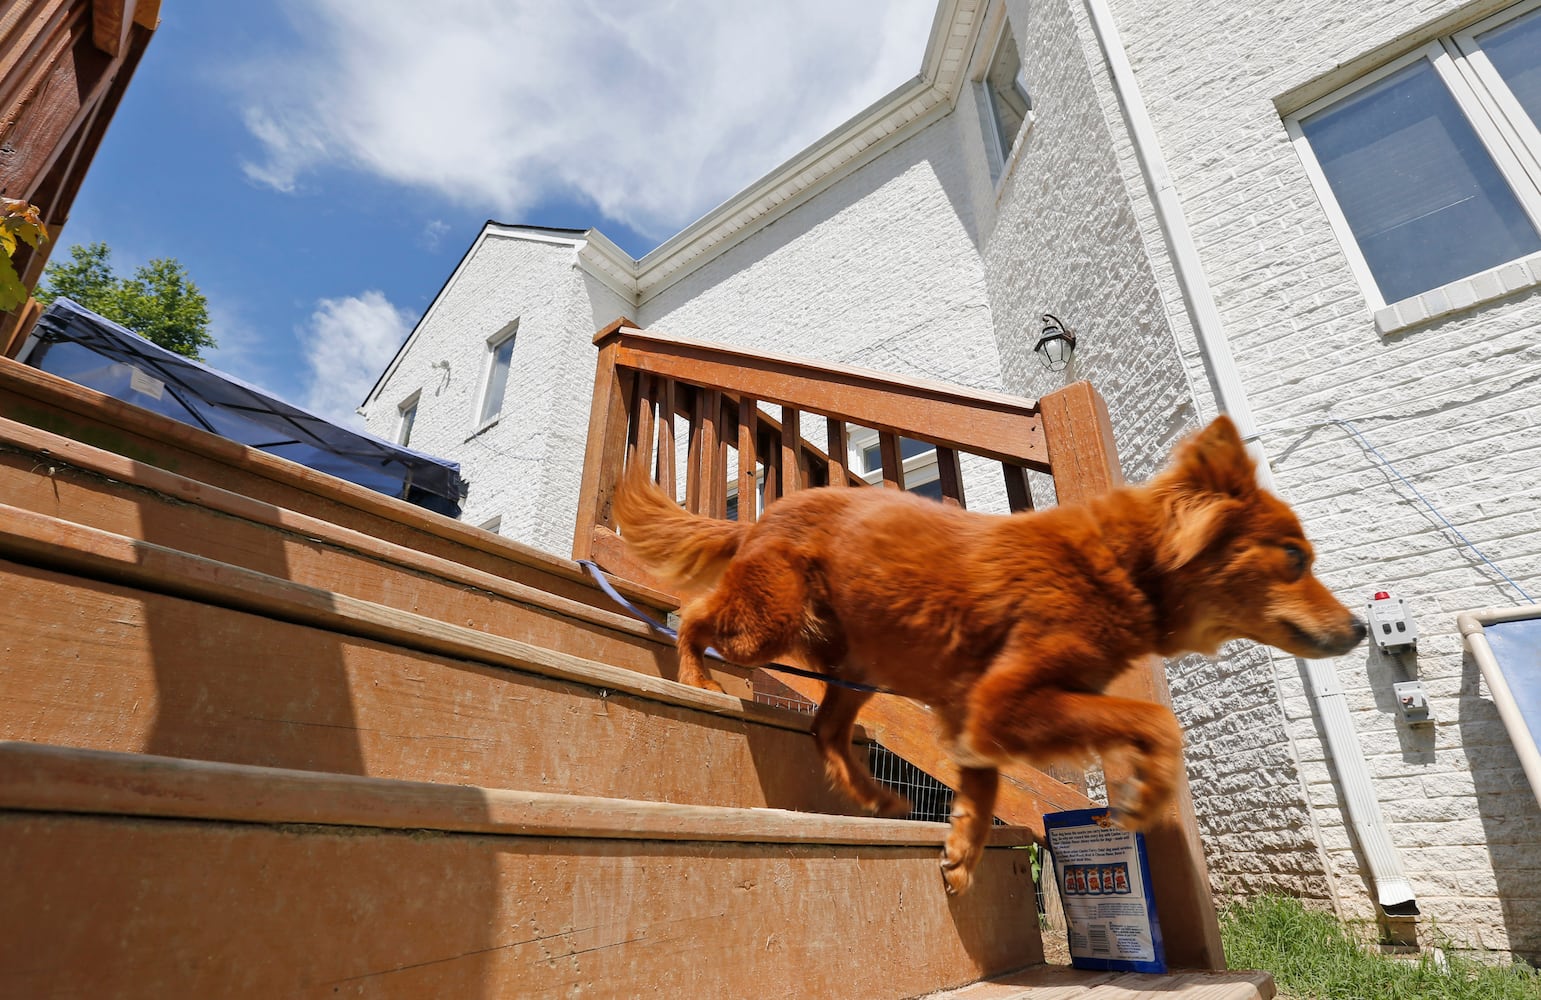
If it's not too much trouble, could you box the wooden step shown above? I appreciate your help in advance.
[0,414,749,695]
[0,357,674,618]
[0,742,1042,999]
[0,504,884,813]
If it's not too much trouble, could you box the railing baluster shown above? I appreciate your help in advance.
[1003,463,1034,513]
[738,396,759,523]
[701,389,727,519]
[936,446,965,508]
[629,375,657,472]
[780,406,802,494]
[826,419,849,488]
[686,387,705,513]
[878,431,905,491]
[656,378,677,501]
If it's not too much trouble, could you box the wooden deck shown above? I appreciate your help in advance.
[918,967,1274,999]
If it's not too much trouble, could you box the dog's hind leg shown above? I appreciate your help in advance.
[811,685,911,818]
[963,677,1183,831]
[673,598,727,693]
[940,766,1000,896]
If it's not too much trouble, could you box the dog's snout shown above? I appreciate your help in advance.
[1349,616,1368,643]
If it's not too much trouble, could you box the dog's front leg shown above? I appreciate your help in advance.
[940,766,999,896]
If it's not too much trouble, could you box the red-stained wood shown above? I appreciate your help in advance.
[1003,463,1035,512]
[780,405,802,494]
[656,376,677,500]
[826,418,850,488]
[738,396,759,523]
[628,374,657,472]
[572,333,636,559]
[609,327,1049,469]
[878,431,905,490]
[937,446,965,508]
[1039,379,1225,972]
[763,671,1094,841]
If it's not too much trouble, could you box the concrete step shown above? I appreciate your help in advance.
[913,966,1274,999]
[0,413,749,694]
[0,742,1043,999]
[0,504,863,813]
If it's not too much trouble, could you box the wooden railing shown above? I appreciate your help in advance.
[573,318,1225,970]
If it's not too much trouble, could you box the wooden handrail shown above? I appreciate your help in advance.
[574,320,1223,971]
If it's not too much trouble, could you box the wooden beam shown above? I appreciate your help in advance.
[609,328,1049,469]
[763,671,1094,840]
[1039,380,1225,972]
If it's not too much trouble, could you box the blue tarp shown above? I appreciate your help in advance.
[24,299,467,517]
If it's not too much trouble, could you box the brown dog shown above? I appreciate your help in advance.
[614,416,1364,893]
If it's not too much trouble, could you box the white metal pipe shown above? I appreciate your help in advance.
[1080,0,1418,915]
[1458,607,1541,810]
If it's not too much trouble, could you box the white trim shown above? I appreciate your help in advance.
[361,224,582,409]
[1452,0,1541,185]
[1286,34,1541,312]
[395,389,421,447]
[472,319,519,432]
[567,0,990,305]
[477,514,503,535]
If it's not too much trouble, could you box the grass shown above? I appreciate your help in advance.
[1219,895,1541,1000]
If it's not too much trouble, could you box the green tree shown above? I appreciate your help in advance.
[37,242,215,360]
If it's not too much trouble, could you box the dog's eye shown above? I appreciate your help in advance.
[1282,543,1308,577]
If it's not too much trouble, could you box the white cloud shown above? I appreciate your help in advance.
[238,1,936,242]
[298,291,416,428]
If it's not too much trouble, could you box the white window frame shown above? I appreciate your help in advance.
[477,514,502,535]
[396,390,420,447]
[1285,8,1541,324]
[847,426,941,497]
[975,12,1035,192]
[473,320,519,432]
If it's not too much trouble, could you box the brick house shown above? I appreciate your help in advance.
[361,0,1541,960]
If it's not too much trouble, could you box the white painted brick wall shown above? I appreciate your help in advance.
[1099,0,1541,958]
[361,230,631,556]
[979,0,1336,915]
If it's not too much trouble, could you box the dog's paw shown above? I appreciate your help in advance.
[1108,776,1170,830]
[940,850,974,896]
[870,789,912,819]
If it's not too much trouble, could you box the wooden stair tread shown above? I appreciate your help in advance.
[0,740,1035,848]
[914,966,1274,999]
[0,414,741,692]
[0,357,677,610]
[0,501,779,726]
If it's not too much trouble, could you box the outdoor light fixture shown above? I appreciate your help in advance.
[1033,313,1077,371]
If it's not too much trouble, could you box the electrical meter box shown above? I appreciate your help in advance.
[1367,591,1417,651]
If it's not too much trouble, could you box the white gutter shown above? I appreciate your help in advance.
[1458,606,1541,810]
[1081,0,1418,916]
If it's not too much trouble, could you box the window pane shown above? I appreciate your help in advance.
[1300,58,1541,302]
[1478,6,1541,131]
[986,26,1030,166]
[861,436,934,473]
[398,402,416,447]
[480,336,515,424]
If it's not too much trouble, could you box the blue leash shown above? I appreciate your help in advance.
[577,559,895,695]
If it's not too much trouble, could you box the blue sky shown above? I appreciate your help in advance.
[60,1,936,427]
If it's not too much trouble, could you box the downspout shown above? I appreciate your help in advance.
[1080,0,1419,916]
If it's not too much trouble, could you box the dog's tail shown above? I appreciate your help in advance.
[613,465,748,593]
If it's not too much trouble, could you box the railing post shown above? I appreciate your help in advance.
[1039,380,1225,971]
[573,320,639,562]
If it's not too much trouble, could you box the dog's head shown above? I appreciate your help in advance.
[1147,416,1365,659]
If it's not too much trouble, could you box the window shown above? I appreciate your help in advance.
[979,18,1033,182]
[849,427,941,499]
[396,393,419,447]
[478,322,518,427]
[1287,2,1541,310]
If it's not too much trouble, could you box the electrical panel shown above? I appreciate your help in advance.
[1367,591,1417,651]
[1393,681,1434,725]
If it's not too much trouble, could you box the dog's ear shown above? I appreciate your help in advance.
[1171,416,1257,498]
[1156,493,1238,571]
